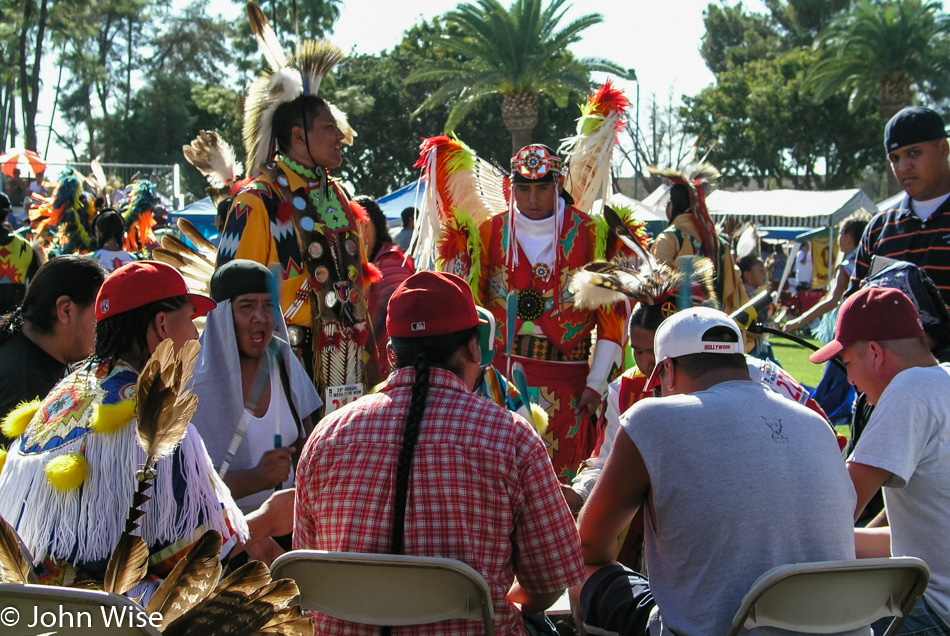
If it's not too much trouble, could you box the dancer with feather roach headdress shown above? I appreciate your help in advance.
[649,153,748,315]
[216,2,369,415]
[413,83,647,482]
[28,169,97,256]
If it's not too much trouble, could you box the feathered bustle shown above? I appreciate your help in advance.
[570,257,717,311]
[183,131,243,190]
[102,534,149,595]
[146,530,223,629]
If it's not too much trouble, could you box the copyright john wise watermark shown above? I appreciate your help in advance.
[0,604,162,630]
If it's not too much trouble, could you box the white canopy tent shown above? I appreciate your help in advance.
[705,188,877,228]
[704,188,878,292]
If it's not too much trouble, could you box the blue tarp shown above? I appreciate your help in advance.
[378,180,422,221]
[169,196,218,247]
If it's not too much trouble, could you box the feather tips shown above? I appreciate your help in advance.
[296,39,343,97]
[102,534,149,595]
[135,339,200,463]
[183,131,243,189]
[161,559,305,635]
[246,1,287,72]
[570,257,717,311]
[559,80,629,213]
[146,530,223,629]
[0,516,37,584]
[177,218,219,259]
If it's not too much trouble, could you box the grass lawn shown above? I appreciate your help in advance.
[770,334,853,439]
[769,334,825,388]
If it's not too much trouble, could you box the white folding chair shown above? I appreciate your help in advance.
[270,550,495,635]
[727,557,930,636]
[0,582,161,635]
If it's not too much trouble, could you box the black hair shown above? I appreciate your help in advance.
[0,192,10,222]
[94,209,126,246]
[671,325,746,377]
[0,255,106,346]
[353,194,392,261]
[272,95,330,156]
[840,216,869,245]
[387,326,479,555]
[738,253,763,275]
[628,302,668,335]
[400,207,415,228]
[669,183,692,220]
[92,295,189,370]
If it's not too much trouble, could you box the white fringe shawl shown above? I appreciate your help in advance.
[0,422,248,567]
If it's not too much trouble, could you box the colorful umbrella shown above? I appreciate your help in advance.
[0,148,46,179]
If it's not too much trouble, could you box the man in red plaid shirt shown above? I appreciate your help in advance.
[295,271,585,635]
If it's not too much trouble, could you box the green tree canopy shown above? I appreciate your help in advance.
[681,0,885,191]
[407,0,623,154]
[328,18,585,198]
[809,0,950,120]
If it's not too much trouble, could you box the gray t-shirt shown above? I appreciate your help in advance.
[850,363,950,623]
[623,380,860,636]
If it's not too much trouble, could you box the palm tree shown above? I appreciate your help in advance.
[407,0,625,155]
[808,0,950,193]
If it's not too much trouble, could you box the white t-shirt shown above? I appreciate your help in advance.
[237,365,298,513]
[850,363,950,622]
[91,249,135,273]
[794,248,813,287]
[912,194,950,221]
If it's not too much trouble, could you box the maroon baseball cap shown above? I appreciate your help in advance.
[95,261,216,321]
[387,271,488,338]
[809,286,925,363]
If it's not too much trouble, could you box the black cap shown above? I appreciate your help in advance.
[884,106,948,152]
[210,259,274,303]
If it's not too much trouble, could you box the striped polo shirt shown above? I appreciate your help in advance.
[852,194,950,305]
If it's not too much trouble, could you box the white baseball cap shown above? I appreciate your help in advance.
[645,306,743,392]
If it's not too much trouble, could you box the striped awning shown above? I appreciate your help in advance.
[706,188,878,228]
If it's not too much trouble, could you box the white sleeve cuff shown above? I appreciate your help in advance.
[586,340,623,394]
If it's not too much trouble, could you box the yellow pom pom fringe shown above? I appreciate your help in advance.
[1,399,42,439]
[0,448,6,476]
[91,400,136,434]
[529,403,549,436]
[44,454,88,491]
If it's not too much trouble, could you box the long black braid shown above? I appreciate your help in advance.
[389,351,429,556]
[93,296,188,371]
[387,327,478,554]
[383,327,476,636]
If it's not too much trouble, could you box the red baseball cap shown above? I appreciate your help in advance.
[387,271,488,338]
[809,286,925,363]
[95,261,216,321]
